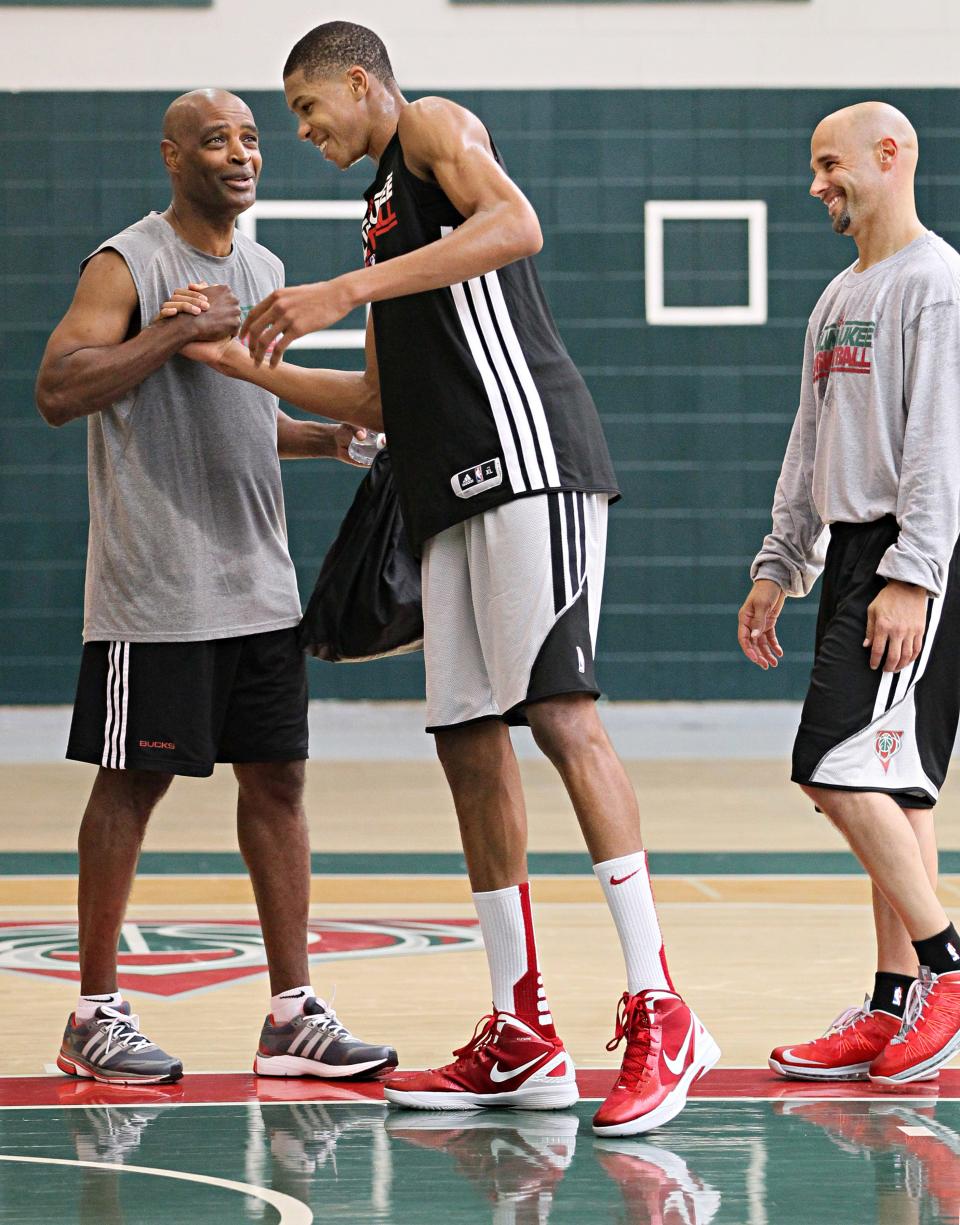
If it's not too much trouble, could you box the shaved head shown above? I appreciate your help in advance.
[808,101,922,249]
[162,88,254,144]
[813,101,918,170]
[160,88,261,224]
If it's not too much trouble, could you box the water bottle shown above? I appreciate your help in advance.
[347,430,386,467]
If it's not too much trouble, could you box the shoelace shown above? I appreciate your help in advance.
[98,1011,155,1058]
[891,971,936,1045]
[605,993,652,1088]
[450,1013,501,1069]
[819,998,870,1040]
[300,1000,352,1040]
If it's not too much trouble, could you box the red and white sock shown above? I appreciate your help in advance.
[595,851,675,995]
[271,985,314,1024]
[76,991,123,1021]
[473,882,555,1036]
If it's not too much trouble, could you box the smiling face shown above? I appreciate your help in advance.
[809,116,886,237]
[162,91,262,219]
[283,67,371,170]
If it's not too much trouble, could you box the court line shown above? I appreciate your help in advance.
[1,1094,957,1110]
[0,1154,312,1223]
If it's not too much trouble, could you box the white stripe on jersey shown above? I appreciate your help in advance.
[447,279,526,494]
[482,268,561,487]
[466,276,544,489]
[102,642,117,768]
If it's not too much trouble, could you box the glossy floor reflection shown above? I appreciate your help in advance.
[3,1094,960,1223]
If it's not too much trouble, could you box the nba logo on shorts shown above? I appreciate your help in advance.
[874,729,903,774]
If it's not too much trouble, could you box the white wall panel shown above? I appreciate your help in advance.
[0,0,956,92]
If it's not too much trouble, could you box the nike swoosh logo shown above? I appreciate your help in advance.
[779,1048,826,1066]
[489,1054,548,1084]
[83,996,118,1003]
[279,990,307,999]
[662,1021,695,1075]
[609,870,641,886]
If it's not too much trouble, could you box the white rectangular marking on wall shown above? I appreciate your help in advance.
[644,199,767,327]
[237,200,367,349]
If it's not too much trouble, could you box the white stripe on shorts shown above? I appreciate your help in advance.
[102,642,130,770]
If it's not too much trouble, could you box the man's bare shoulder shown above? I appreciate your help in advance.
[398,97,491,166]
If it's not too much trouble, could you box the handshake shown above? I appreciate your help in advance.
[155,282,246,367]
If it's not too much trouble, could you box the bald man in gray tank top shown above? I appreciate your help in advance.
[36,89,397,1085]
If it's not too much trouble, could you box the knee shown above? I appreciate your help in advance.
[528,699,606,769]
[798,783,848,831]
[236,761,305,819]
[435,725,507,791]
[93,767,171,826]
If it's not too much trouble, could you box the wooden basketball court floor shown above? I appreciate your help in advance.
[3,755,960,1222]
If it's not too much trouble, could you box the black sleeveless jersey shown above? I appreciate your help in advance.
[362,127,620,552]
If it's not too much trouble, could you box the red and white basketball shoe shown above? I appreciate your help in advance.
[769,997,902,1081]
[592,991,720,1138]
[870,968,960,1085]
[382,1012,578,1110]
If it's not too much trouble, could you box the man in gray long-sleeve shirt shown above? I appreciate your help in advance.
[738,101,960,1086]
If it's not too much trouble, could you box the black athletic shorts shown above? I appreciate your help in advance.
[792,517,960,809]
[66,627,309,778]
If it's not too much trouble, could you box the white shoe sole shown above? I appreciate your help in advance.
[868,1027,960,1085]
[384,1078,580,1111]
[591,1029,721,1137]
[255,1053,394,1079]
[767,1056,871,1082]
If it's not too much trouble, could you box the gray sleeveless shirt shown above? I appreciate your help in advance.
[80,212,302,643]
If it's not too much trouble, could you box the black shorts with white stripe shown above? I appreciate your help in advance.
[792,517,960,809]
[66,628,308,777]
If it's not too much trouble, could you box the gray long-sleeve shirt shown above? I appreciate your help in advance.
[752,231,960,599]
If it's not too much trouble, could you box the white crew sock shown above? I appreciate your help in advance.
[76,991,123,1021]
[473,882,555,1035]
[595,851,675,995]
[271,985,314,1024]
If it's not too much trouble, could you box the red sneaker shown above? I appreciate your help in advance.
[592,991,720,1138]
[382,1012,578,1110]
[769,997,901,1081]
[870,968,960,1085]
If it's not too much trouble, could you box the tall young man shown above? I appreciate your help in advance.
[36,89,396,1085]
[739,102,960,1084]
[183,23,719,1135]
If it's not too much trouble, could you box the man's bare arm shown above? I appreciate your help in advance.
[276,409,369,462]
[35,253,240,427]
[186,314,384,432]
[241,98,542,365]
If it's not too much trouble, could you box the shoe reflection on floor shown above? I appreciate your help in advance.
[58,1079,185,1225]
[385,1108,579,1225]
[593,1136,722,1225]
[775,1098,960,1224]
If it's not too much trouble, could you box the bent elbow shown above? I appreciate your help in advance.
[35,385,67,428]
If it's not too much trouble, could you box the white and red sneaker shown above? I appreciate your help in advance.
[769,997,902,1081]
[870,968,960,1085]
[382,1012,578,1111]
[592,991,720,1138]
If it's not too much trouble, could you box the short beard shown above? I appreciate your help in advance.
[832,208,851,234]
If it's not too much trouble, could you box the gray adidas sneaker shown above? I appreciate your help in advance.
[57,1003,183,1084]
[255,996,398,1079]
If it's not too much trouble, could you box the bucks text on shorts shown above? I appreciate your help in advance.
[66,627,308,777]
[792,517,960,808]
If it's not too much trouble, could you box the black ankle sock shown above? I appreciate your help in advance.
[912,923,960,975]
[871,971,915,1018]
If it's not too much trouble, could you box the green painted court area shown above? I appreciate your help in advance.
[2,1097,959,1223]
